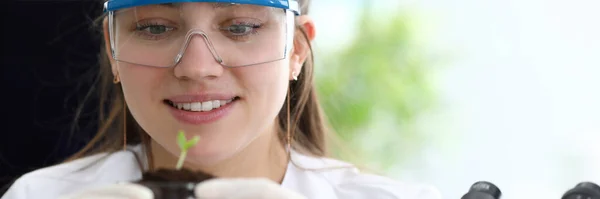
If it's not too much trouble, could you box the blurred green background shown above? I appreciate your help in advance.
[311,0,600,198]
[313,2,437,173]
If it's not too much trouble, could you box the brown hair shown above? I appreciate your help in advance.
[66,0,331,169]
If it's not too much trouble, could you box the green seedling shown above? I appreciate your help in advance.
[175,130,200,170]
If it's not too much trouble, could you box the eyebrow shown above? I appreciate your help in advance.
[158,3,176,7]
[212,3,236,9]
[157,3,236,9]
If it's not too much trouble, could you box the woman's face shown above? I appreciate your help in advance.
[104,3,308,165]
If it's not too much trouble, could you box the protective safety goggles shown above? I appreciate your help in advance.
[103,0,300,68]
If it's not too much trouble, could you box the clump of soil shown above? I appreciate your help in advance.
[135,168,215,199]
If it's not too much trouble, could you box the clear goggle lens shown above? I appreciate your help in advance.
[108,3,294,68]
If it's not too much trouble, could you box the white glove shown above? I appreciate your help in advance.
[58,183,154,199]
[58,178,305,199]
[195,178,307,199]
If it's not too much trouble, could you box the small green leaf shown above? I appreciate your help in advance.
[177,130,186,149]
[175,130,201,170]
[183,136,200,150]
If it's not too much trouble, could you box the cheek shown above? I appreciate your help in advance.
[234,62,289,123]
[239,62,289,100]
[118,63,168,130]
[247,67,287,87]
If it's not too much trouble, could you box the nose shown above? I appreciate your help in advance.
[173,32,224,81]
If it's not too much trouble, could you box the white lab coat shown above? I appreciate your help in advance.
[1,145,441,199]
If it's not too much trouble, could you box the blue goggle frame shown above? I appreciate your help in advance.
[103,0,301,15]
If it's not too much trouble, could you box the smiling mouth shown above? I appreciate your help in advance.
[164,97,240,112]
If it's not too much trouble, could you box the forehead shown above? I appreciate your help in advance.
[122,2,273,12]
[159,2,236,8]
[115,2,279,19]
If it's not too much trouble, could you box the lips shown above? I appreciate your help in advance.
[164,94,239,125]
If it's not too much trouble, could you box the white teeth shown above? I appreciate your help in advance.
[201,101,212,111]
[190,102,202,111]
[171,98,235,112]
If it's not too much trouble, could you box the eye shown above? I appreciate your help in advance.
[142,25,170,34]
[135,23,176,40]
[224,24,260,36]
[218,18,263,41]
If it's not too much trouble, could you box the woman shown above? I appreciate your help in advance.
[2,0,440,198]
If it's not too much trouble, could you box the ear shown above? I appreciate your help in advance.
[289,15,316,81]
[103,17,119,78]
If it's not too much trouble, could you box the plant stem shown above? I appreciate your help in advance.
[176,150,187,170]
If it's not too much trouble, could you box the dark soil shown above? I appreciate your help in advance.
[135,168,215,199]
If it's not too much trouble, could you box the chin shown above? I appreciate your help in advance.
[186,143,239,166]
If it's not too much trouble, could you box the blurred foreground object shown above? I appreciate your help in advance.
[460,181,501,199]
[562,182,600,199]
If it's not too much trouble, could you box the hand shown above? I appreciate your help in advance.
[58,183,153,199]
[195,178,307,199]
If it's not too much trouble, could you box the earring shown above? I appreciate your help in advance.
[292,71,299,81]
[113,73,120,84]
[285,87,293,154]
[123,97,127,151]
